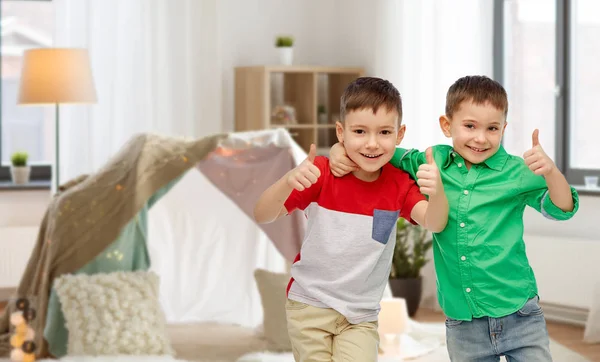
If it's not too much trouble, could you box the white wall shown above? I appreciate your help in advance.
[0,191,49,292]
[524,194,600,309]
[217,0,379,132]
[0,190,48,228]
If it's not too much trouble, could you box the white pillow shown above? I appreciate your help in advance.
[253,269,291,352]
[53,271,173,356]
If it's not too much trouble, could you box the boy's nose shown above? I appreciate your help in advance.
[366,136,378,148]
[474,133,486,143]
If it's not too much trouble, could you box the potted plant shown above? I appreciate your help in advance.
[389,218,433,316]
[10,151,31,185]
[275,36,294,65]
[317,105,327,124]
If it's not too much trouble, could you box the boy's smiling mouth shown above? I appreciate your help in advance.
[467,146,489,153]
[360,153,383,159]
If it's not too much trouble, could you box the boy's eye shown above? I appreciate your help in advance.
[465,124,474,129]
[354,129,365,134]
[489,127,499,131]
[381,130,392,135]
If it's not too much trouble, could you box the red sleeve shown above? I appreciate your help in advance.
[398,175,427,224]
[284,156,327,213]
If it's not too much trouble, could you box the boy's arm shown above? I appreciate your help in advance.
[329,142,428,178]
[407,148,449,232]
[522,130,578,219]
[523,129,576,213]
[389,148,427,180]
[543,168,575,211]
[253,174,294,223]
[254,145,321,224]
[410,195,449,233]
[329,142,359,177]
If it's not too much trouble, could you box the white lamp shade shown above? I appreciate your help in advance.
[378,297,409,335]
[18,48,97,104]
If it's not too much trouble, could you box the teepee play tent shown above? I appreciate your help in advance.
[0,129,308,359]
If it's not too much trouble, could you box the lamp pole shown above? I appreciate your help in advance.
[55,103,60,191]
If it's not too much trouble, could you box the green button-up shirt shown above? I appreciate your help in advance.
[390,145,579,320]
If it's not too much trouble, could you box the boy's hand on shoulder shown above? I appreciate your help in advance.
[416,147,443,196]
[523,129,557,177]
[329,142,359,177]
[287,144,321,191]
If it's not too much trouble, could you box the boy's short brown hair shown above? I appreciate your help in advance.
[445,75,508,118]
[340,77,402,124]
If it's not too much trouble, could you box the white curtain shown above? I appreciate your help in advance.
[53,0,222,185]
[373,0,495,151]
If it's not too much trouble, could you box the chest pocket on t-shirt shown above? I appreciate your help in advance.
[372,209,399,244]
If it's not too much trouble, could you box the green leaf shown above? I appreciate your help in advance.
[390,218,433,279]
[11,151,28,167]
[275,36,294,47]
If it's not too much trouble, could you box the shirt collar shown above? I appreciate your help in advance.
[444,146,509,171]
[484,146,509,171]
[443,149,456,169]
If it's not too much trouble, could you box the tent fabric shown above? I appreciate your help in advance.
[148,139,306,325]
[0,129,306,358]
[44,178,181,358]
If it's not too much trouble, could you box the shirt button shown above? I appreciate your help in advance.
[463,190,469,195]
[466,288,471,293]
[461,256,466,261]
[457,163,463,168]
[460,222,465,228]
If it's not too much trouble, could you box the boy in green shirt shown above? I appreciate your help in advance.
[329,75,578,361]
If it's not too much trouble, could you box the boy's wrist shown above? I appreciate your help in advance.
[430,187,446,200]
[544,164,561,179]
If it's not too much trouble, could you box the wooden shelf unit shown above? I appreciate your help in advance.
[234,65,365,154]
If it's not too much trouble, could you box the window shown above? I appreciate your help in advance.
[568,0,600,179]
[0,0,53,183]
[498,0,600,189]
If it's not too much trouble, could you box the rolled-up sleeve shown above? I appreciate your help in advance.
[539,186,579,221]
[521,167,579,221]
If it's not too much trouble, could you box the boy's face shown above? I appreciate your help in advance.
[336,107,405,177]
[439,100,507,167]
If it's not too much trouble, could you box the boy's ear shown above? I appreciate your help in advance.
[439,115,452,138]
[499,121,508,141]
[396,124,406,145]
[335,121,344,143]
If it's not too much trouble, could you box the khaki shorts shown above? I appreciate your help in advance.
[285,298,379,362]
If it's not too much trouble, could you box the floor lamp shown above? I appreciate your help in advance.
[17,48,97,191]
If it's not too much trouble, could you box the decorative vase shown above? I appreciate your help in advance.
[10,166,31,185]
[388,277,423,317]
[318,113,328,124]
[278,47,293,65]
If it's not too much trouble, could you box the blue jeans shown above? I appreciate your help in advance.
[445,296,552,361]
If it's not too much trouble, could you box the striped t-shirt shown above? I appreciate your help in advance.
[284,156,425,324]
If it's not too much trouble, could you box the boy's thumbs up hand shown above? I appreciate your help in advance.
[287,144,322,191]
[416,147,443,197]
[523,129,556,176]
[307,143,317,163]
[532,129,540,147]
[426,146,436,165]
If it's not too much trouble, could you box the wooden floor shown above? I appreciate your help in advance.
[412,307,600,361]
[0,302,598,360]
